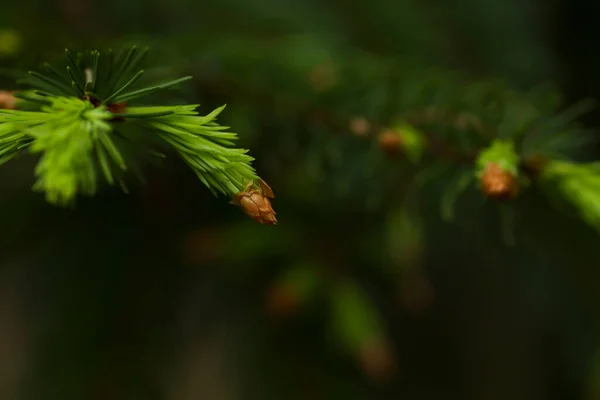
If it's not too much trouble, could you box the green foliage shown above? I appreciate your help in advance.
[129,105,257,196]
[180,30,600,390]
[440,167,473,222]
[17,46,192,103]
[273,263,323,307]
[186,33,600,235]
[391,122,427,164]
[386,205,425,267]
[0,47,262,206]
[3,96,118,205]
[330,279,386,352]
[0,29,22,57]
[540,160,600,231]
[475,139,520,177]
[3,2,600,398]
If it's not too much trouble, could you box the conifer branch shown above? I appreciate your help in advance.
[190,39,600,234]
[0,47,275,223]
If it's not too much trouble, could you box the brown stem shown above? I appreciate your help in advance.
[402,106,495,140]
[197,75,552,182]
[197,76,479,165]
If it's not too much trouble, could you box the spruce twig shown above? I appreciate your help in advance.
[0,46,275,223]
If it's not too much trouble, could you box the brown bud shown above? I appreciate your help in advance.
[107,101,128,114]
[359,337,397,382]
[399,273,435,317]
[265,282,299,318]
[309,62,338,92]
[232,181,277,225]
[107,101,128,122]
[0,91,17,109]
[349,117,371,137]
[182,228,224,265]
[480,162,519,201]
[377,129,403,154]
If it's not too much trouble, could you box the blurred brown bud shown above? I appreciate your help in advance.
[107,101,128,122]
[0,91,17,109]
[107,101,127,114]
[377,129,403,154]
[182,228,224,265]
[265,282,299,318]
[480,162,519,201]
[309,62,338,92]
[232,180,277,225]
[399,273,435,317]
[359,337,397,382]
[455,113,484,132]
[349,116,371,137]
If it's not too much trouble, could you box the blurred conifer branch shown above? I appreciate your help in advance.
[188,34,600,235]
[181,34,600,378]
[0,46,276,223]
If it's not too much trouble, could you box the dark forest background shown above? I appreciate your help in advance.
[2,1,600,399]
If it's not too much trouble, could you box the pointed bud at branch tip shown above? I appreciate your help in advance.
[231,180,277,225]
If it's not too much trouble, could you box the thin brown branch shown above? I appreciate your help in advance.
[402,106,495,140]
[196,76,480,165]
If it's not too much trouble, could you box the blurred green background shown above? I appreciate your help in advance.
[1,0,600,399]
